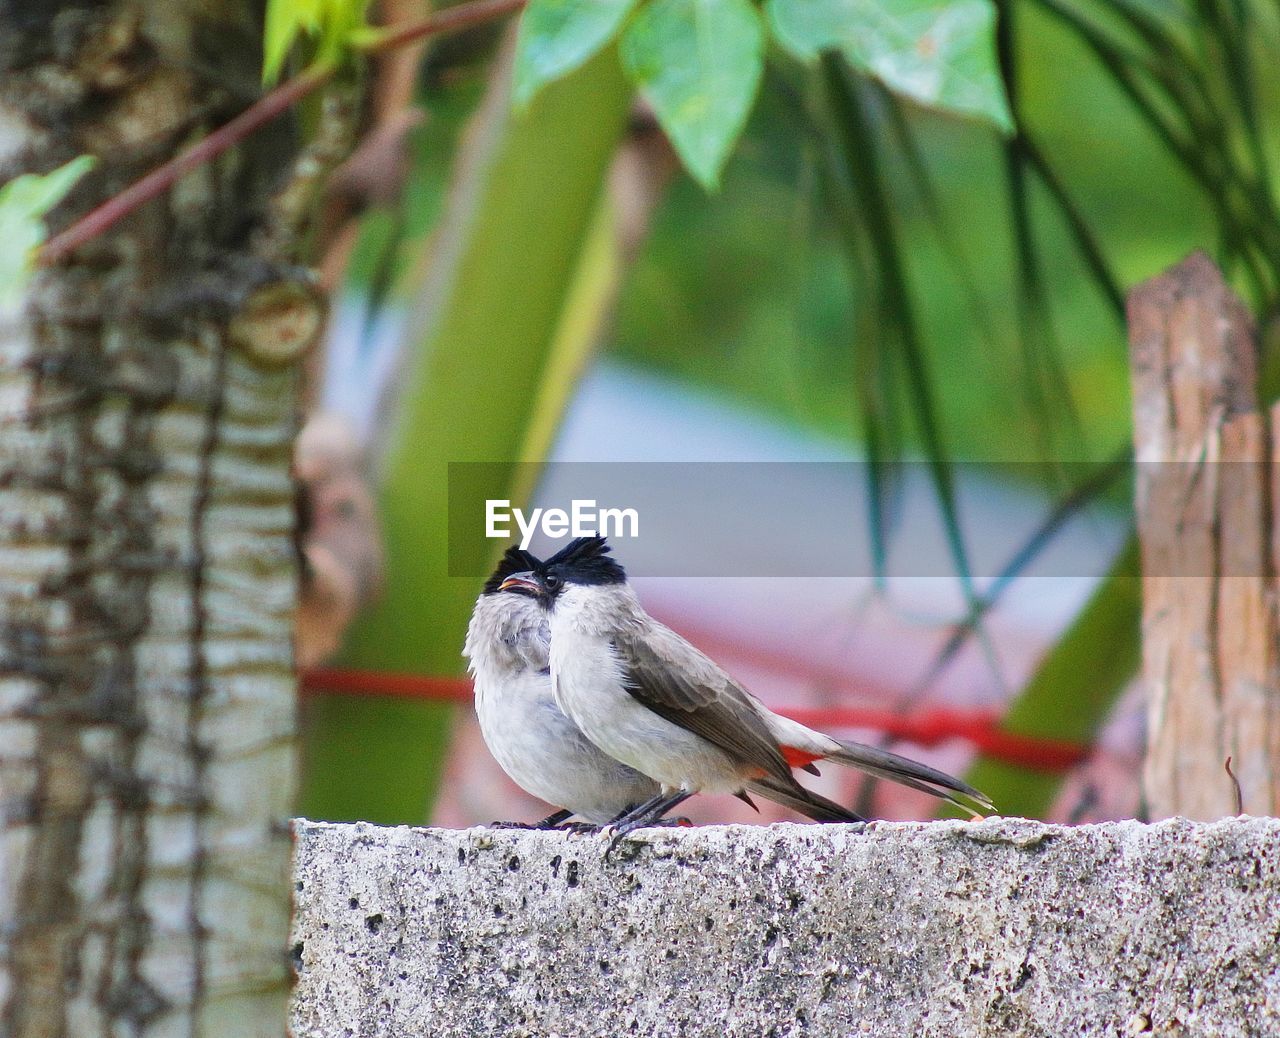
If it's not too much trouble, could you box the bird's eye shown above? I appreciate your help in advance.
[544,574,562,592]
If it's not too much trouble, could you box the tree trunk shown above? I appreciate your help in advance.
[1129,250,1280,820]
[0,4,319,1034]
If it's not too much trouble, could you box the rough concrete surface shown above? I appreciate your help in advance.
[290,817,1280,1037]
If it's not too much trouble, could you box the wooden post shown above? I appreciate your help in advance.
[1128,251,1280,819]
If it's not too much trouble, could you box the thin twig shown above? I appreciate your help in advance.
[362,0,526,54]
[39,0,528,265]
[1225,756,1244,815]
[40,66,331,265]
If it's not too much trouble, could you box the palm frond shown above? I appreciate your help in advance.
[821,57,980,605]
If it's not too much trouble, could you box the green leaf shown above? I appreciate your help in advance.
[821,59,980,609]
[513,0,641,109]
[767,0,1012,131]
[620,0,764,190]
[0,155,95,315]
[264,0,322,83]
[263,0,369,83]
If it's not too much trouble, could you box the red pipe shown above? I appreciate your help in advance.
[300,667,1087,772]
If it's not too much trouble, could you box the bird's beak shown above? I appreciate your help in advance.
[498,571,542,596]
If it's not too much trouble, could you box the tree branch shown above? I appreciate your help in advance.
[39,0,528,265]
[362,0,526,55]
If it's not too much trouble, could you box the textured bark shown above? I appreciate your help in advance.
[0,4,319,1035]
[1129,251,1280,819]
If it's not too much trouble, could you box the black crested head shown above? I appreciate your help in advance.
[483,538,626,600]
[542,536,627,588]
[482,545,541,594]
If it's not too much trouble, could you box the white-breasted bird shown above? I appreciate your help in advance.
[464,545,658,827]
[468,543,864,828]
[498,537,993,837]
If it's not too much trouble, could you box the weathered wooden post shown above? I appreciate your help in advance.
[1129,251,1280,819]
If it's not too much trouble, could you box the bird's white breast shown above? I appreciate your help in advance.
[466,591,657,823]
[548,586,744,795]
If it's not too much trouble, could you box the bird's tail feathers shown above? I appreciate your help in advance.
[828,739,995,814]
[746,776,865,824]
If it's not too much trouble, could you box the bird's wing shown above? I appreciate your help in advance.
[612,622,795,786]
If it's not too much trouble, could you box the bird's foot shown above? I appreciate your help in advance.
[558,821,603,835]
[602,815,691,857]
[489,808,575,831]
[601,792,696,857]
[602,817,651,858]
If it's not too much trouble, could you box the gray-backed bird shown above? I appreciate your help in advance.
[497,537,993,838]
[465,545,658,827]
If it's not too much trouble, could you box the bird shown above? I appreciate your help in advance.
[468,542,864,829]
[464,544,659,828]
[497,537,994,839]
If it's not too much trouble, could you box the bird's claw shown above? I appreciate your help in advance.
[489,808,577,831]
[603,822,642,858]
[558,821,603,835]
[601,816,692,858]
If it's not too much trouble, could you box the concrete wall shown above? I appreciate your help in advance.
[290,817,1280,1037]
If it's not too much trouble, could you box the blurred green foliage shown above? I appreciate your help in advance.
[513,0,640,108]
[263,0,371,82]
[613,15,1209,463]
[768,0,1013,131]
[514,0,1010,189]
[0,156,95,313]
[620,0,766,190]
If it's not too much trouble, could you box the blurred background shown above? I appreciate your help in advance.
[293,0,1278,829]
